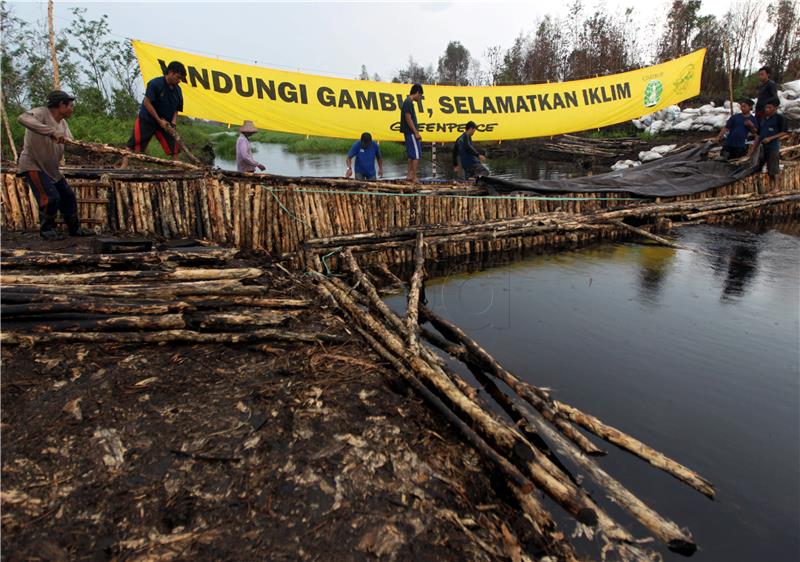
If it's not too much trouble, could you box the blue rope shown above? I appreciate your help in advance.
[266,188,311,228]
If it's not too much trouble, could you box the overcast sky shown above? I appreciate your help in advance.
[9,0,744,81]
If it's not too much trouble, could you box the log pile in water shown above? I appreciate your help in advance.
[307,238,716,561]
[0,246,336,346]
[303,190,800,258]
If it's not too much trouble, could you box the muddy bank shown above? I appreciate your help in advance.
[1,233,557,561]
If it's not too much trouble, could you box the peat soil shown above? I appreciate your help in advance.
[1,233,554,561]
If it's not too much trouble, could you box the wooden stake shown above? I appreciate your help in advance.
[48,0,60,90]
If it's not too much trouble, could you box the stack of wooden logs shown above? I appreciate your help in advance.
[539,134,641,160]
[308,237,715,561]
[1,246,335,346]
[303,190,800,266]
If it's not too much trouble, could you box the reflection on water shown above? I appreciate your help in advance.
[214,141,593,180]
[387,222,800,562]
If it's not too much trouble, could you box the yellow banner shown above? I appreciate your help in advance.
[132,40,705,143]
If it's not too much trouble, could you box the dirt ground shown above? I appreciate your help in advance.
[1,233,558,561]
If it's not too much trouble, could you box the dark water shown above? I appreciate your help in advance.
[388,222,800,562]
[214,142,588,180]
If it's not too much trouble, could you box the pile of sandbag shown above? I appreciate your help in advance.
[611,144,677,169]
[633,81,800,136]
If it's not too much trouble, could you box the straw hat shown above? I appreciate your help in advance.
[239,120,258,134]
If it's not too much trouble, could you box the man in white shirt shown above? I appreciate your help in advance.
[236,120,266,173]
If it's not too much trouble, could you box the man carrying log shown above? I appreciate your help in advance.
[127,61,186,158]
[754,98,789,193]
[401,83,424,183]
[453,121,489,179]
[345,132,383,180]
[715,99,758,160]
[17,90,93,240]
[236,120,266,173]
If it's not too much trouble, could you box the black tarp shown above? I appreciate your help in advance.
[478,143,758,198]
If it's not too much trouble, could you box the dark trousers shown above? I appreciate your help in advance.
[126,116,179,156]
[23,170,77,217]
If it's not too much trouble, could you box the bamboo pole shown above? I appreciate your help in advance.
[1,267,264,285]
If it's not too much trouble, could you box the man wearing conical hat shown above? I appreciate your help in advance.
[236,120,266,173]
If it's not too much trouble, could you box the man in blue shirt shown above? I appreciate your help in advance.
[127,61,186,158]
[346,132,383,181]
[715,99,758,160]
[400,83,423,183]
[452,121,489,179]
[754,98,789,193]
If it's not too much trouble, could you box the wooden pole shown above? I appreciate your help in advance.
[63,138,202,171]
[406,232,425,354]
[724,35,734,117]
[48,0,60,90]
[1,93,18,161]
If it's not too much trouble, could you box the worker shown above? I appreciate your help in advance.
[17,90,93,239]
[716,99,758,160]
[127,60,186,157]
[400,83,424,183]
[754,97,789,193]
[346,132,383,181]
[453,121,489,179]
[755,66,778,121]
[236,120,266,173]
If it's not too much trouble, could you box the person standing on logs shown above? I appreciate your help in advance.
[754,98,788,193]
[346,132,383,181]
[755,66,778,121]
[715,99,758,160]
[16,90,93,240]
[236,120,266,173]
[453,121,489,179]
[401,83,424,183]
[127,61,186,158]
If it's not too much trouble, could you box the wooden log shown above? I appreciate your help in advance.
[527,400,698,555]
[552,400,715,498]
[1,329,344,345]
[187,310,293,329]
[63,138,202,170]
[4,313,185,332]
[420,327,699,554]
[3,280,268,298]
[1,300,192,317]
[352,323,536,495]
[315,273,605,528]
[420,304,606,457]
[1,267,264,285]
[421,327,577,483]
[181,296,310,308]
[406,233,425,354]
[608,219,692,251]
[0,247,238,268]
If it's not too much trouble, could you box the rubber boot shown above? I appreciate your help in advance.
[64,214,94,237]
[39,211,62,240]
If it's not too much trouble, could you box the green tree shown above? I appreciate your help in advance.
[437,41,471,85]
[761,0,800,81]
[70,7,113,105]
[358,64,369,80]
[657,0,702,62]
[392,57,435,83]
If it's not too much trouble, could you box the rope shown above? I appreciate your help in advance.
[260,184,644,202]
[266,187,311,228]
[320,246,344,276]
